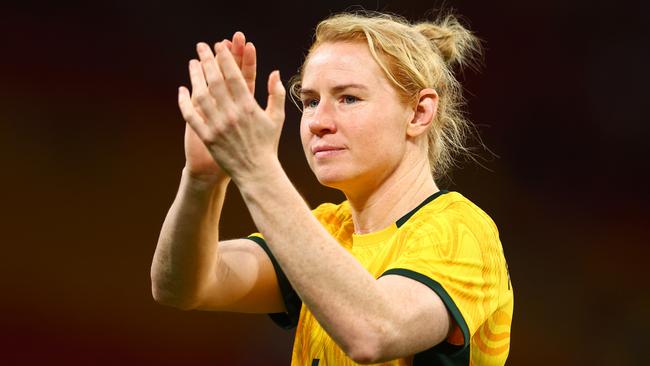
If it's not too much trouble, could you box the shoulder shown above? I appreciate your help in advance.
[401,191,499,240]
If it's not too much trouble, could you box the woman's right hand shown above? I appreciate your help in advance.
[182,32,257,182]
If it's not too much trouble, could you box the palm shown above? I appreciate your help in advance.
[182,32,256,178]
[184,123,220,175]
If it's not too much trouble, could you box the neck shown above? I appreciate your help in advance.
[343,158,438,234]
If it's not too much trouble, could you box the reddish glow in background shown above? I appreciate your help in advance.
[1,1,648,365]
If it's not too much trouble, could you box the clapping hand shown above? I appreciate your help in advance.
[179,32,285,183]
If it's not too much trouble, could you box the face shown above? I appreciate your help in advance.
[299,41,415,192]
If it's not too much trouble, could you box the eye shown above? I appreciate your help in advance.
[302,98,319,109]
[342,95,358,104]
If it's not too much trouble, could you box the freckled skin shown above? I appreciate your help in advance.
[155,32,454,365]
[299,42,416,194]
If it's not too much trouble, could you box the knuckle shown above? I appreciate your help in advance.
[208,83,221,96]
[211,123,226,136]
[179,106,196,122]
[223,110,239,125]
[224,74,239,83]
[203,132,216,144]
[181,109,193,121]
[193,89,209,103]
[242,101,257,115]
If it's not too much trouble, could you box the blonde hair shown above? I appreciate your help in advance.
[290,11,483,179]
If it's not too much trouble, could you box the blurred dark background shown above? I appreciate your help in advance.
[1,0,648,365]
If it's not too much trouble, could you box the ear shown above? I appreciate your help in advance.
[406,88,438,138]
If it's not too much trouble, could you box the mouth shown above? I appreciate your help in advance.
[312,145,345,158]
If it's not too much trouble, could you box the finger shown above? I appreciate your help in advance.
[242,42,257,95]
[218,39,232,52]
[188,58,206,91]
[196,42,229,105]
[216,43,252,103]
[188,58,220,122]
[266,70,286,121]
[196,42,219,84]
[231,31,246,69]
[178,86,210,140]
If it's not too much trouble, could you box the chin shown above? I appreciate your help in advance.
[315,173,345,189]
[313,167,358,191]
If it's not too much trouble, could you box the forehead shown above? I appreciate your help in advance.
[301,41,390,91]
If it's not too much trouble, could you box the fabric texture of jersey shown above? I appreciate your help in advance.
[247,191,513,366]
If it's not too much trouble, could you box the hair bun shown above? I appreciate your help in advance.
[414,15,482,68]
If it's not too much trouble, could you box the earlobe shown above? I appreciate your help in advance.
[406,88,438,138]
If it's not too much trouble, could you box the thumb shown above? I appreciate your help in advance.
[265,70,286,121]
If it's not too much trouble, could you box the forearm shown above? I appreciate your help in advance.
[237,161,395,355]
[151,168,229,309]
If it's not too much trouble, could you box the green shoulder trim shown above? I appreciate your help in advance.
[395,190,449,228]
[380,268,470,365]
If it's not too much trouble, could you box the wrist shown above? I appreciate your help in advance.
[232,156,285,194]
[181,167,231,191]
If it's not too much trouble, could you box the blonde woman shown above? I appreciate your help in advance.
[152,11,513,366]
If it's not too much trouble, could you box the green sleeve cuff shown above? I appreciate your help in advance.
[246,236,302,329]
[380,268,470,358]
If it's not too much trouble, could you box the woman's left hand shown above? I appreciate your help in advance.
[178,41,286,183]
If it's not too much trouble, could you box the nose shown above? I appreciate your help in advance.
[307,101,337,137]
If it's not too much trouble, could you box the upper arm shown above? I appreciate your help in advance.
[193,238,286,313]
[375,273,453,359]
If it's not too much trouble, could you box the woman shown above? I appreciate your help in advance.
[151,11,513,366]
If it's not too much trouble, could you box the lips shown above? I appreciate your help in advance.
[311,144,345,157]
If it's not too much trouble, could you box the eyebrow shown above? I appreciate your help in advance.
[299,83,368,97]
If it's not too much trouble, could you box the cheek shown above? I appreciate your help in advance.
[299,118,308,144]
[360,118,406,158]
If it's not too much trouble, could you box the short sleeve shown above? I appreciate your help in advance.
[244,201,349,330]
[379,203,505,352]
[246,233,301,329]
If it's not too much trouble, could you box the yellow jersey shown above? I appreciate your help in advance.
[247,190,513,365]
